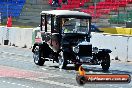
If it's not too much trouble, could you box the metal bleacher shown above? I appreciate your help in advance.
[0,0,25,18]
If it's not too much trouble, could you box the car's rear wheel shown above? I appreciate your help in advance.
[76,75,86,85]
[33,46,45,66]
[58,52,67,69]
[101,54,110,71]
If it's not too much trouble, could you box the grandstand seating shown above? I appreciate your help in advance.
[55,0,132,26]
[81,0,132,18]
[56,0,132,19]
[0,0,25,18]
[56,0,90,10]
[109,10,132,23]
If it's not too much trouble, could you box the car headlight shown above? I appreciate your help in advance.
[93,47,98,53]
[73,46,79,53]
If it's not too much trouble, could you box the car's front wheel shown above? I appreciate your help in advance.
[76,75,86,86]
[33,46,45,66]
[101,54,110,71]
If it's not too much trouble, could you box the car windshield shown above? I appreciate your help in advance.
[62,18,89,33]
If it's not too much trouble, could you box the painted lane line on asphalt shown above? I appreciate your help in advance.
[1,80,34,88]
[27,78,83,88]
[0,56,33,63]
[2,81,6,83]
[0,55,33,63]
[0,51,31,57]
[17,83,22,86]
[11,82,16,85]
[7,81,11,84]
[0,51,32,63]
[41,68,76,80]
[44,80,81,88]
[41,68,47,71]
[21,85,26,87]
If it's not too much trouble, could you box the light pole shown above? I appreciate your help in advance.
[126,32,129,62]
[126,23,131,62]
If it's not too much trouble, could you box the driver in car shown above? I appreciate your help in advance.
[62,18,70,33]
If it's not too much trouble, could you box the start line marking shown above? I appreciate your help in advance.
[1,80,33,88]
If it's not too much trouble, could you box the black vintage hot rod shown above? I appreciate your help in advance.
[32,10,111,71]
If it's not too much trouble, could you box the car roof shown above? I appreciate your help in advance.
[41,10,91,17]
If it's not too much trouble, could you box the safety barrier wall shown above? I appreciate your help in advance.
[91,33,132,62]
[128,37,132,61]
[0,27,3,44]
[0,26,9,45]
[0,26,132,62]
[0,26,33,48]
[100,28,132,35]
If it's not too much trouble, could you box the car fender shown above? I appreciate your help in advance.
[96,49,111,60]
[32,43,42,53]
[98,49,112,54]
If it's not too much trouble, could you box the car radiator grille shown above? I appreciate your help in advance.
[78,45,92,56]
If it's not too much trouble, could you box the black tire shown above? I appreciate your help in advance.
[75,64,82,71]
[101,54,110,71]
[33,46,45,66]
[76,75,86,86]
[58,52,67,69]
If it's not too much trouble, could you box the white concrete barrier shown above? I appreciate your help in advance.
[128,37,132,61]
[8,27,17,46]
[0,26,9,45]
[0,26,3,44]
[91,32,132,62]
[0,26,33,48]
[13,28,33,48]
[0,26,132,62]
[22,28,33,48]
